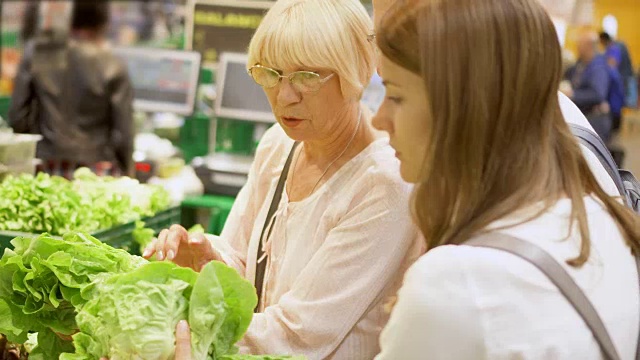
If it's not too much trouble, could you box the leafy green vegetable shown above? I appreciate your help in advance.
[0,233,146,358]
[23,332,38,353]
[28,329,75,360]
[0,298,28,343]
[0,173,89,235]
[0,169,171,237]
[132,221,155,250]
[188,224,206,234]
[0,229,301,360]
[200,263,256,358]
[73,168,170,219]
[63,261,257,360]
[67,262,196,360]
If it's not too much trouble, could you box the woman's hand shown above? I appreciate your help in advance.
[101,320,192,360]
[143,224,224,272]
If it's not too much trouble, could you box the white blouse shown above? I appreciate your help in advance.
[376,196,639,359]
[209,125,423,360]
[558,92,619,196]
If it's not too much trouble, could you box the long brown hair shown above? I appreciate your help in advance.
[378,0,640,266]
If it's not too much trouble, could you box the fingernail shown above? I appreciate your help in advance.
[157,250,164,260]
[177,320,189,332]
[142,248,151,257]
[190,237,202,244]
[166,250,175,261]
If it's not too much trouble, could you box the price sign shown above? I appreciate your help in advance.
[186,0,273,65]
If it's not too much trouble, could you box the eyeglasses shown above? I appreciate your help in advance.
[248,64,335,93]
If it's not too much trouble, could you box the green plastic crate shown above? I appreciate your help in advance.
[1,31,19,49]
[181,195,235,235]
[215,118,256,156]
[92,206,182,255]
[200,67,215,85]
[0,207,181,255]
[0,97,11,121]
[180,113,211,163]
[0,230,39,251]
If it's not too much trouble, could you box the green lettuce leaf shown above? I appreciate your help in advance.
[68,262,197,359]
[72,168,170,219]
[28,329,75,360]
[65,261,256,360]
[81,282,192,358]
[0,233,146,357]
[204,262,256,358]
[188,224,206,235]
[132,221,156,250]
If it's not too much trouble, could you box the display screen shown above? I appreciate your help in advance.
[220,62,272,114]
[126,56,193,104]
[112,47,201,115]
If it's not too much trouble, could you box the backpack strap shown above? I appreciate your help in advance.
[569,123,630,207]
[620,170,640,213]
[467,232,640,360]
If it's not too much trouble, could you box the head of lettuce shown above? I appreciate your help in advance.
[0,232,259,360]
[59,260,257,360]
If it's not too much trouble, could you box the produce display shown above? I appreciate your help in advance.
[72,168,170,219]
[0,233,304,360]
[0,169,171,236]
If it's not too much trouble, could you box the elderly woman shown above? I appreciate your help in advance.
[145,0,422,358]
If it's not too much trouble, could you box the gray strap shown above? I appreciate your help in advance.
[620,170,640,213]
[569,124,629,207]
[467,232,631,360]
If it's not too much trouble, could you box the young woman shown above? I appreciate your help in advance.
[372,0,640,358]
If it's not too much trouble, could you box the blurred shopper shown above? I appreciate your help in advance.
[600,31,638,114]
[8,1,134,178]
[372,0,640,359]
[564,32,624,144]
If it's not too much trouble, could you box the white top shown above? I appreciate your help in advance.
[558,92,620,197]
[209,125,423,360]
[376,196,639,360]
[559,92,594,130]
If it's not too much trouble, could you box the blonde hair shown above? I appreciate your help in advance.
[378,0,640,266]
[247,0,376,99]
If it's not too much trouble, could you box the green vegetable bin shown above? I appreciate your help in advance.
[181,195,235,235]
[0,206,181,255]
[180,113,211,164]
[91,206,181,254]
[0,96,11,121]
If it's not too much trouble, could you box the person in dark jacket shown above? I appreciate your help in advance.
[600,31,638,128]
[600,32,635,81]
[8,1,134,178]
